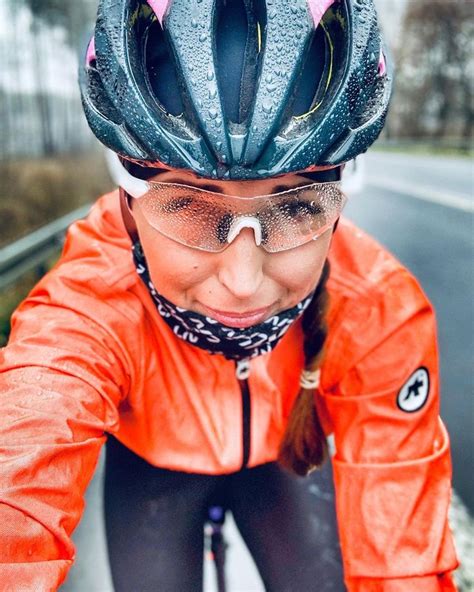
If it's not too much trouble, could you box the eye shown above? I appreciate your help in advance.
[163,196,194,212]
[276,200,323,219]
[216,213,233,243]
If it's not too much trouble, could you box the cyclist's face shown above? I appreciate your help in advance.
[132,170,334,327]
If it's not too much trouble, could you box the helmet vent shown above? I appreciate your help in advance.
[144,16,185,116]
[291,23,328,118]
[215,0,249,124]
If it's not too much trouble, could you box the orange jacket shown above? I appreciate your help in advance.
[0,192,458,591]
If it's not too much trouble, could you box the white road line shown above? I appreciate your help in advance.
[450,491,474,590]
[367,176,474,213]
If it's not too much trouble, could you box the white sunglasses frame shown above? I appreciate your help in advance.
[105,149,348,251]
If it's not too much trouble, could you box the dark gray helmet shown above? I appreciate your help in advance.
[79,0,393,179]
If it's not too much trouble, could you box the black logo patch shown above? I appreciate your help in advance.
[397,367,430,413]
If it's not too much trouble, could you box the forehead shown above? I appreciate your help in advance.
[130,164,340,197]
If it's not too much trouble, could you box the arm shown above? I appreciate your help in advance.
[319,273,459,591]
[0,287,131,591]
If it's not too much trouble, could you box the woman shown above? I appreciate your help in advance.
[0,0,458,590]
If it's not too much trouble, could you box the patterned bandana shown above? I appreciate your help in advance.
[132,242,314,361]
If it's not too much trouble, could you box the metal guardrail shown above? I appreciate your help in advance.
[0,204,92,290]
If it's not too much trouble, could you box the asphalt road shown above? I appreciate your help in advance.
[60,151,473,591]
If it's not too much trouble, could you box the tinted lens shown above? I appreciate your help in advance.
[135,182,345,252]
[258,184,346,252]
[137,186,235,251]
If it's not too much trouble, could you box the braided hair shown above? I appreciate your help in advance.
[278,260,331,476]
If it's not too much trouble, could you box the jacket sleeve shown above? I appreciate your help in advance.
[318,272,459,591]
[0,281,132,591]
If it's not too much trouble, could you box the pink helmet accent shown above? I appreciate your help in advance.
[307,0,335,27]
[147,0,170,25]
[378,48,386,76]
[86,37,96,66]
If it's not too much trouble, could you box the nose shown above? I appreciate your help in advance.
[217,228,265,300]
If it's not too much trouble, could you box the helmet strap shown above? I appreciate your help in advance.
[119,187,139,244]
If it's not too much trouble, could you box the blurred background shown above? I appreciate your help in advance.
[0,0,472,590]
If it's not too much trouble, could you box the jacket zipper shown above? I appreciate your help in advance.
[236,360,251,469]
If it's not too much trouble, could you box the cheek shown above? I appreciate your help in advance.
[269,230,332,294]
[134,209,214,302]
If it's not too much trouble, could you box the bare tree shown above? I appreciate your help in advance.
[394,0,474,148]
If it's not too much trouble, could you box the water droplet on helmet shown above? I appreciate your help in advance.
[208,108,218,119]
[262,99,273,114]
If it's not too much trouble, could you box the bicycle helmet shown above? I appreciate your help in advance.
[79,0,393,179]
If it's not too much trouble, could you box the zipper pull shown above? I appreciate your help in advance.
[235,358,251,381]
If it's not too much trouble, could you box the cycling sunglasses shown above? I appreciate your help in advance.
[107,150,347,253]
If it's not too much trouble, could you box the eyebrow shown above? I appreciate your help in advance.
[160,177,225,193]
[151,174,317,195]
[162,180,312,195]
[272,182,322,193]
[272,184,294,193]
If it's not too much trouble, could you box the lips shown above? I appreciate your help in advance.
[200,304,274,328]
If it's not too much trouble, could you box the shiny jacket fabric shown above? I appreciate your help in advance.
[0,192,458,590]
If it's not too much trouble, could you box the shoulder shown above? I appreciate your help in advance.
[328,217,432,319]
[9,191,147,361]
[59,190,136,290]
[324,218,437,393]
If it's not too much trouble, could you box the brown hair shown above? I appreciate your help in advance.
[277,260,331,476]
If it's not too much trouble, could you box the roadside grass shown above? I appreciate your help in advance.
[0,151,114,344]
[0,256,62,347]
[373,142,474,159]
[0,152,113,248]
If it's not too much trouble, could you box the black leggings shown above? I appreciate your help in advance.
[104,437,344,592]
